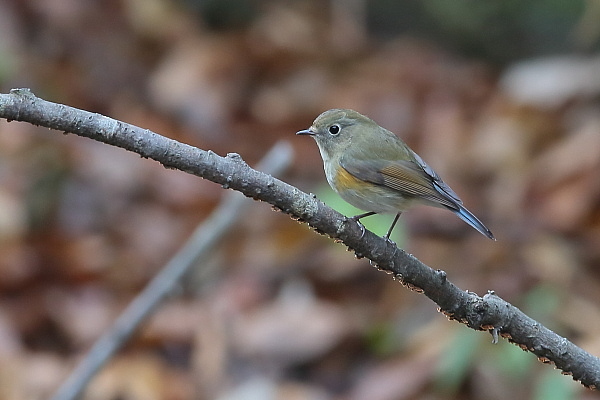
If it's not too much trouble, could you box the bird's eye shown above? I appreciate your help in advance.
[328,124,341,135]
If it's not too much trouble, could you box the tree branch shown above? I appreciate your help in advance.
[49,141,293,400]
[1,88,598,389]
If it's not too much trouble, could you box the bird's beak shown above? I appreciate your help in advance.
[296,128,315,136]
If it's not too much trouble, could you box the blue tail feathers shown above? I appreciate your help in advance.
[454,206,495,240]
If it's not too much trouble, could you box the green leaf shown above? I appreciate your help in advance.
[533,368,580,400]
[315,184,406,244]
[434,328,482,393]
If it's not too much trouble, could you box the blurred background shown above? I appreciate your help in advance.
[1,0,600,399]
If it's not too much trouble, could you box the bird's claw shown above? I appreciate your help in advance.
[347,215,366,239]
[356,220,366,239]
[383,235,396,246]
[348,212,377,239]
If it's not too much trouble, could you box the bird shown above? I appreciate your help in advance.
[296,109,495,240]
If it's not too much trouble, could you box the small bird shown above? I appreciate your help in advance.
[297,109,495,240]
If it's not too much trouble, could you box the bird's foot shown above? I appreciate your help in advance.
[349,212,376,239]
[383,235,396,246]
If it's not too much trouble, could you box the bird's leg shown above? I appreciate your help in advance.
[351,211,377,221]
[384,213,402,240]
[349,211,377,238]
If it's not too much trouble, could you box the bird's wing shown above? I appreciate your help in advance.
[408,149,463,204]
[340,156,460,210]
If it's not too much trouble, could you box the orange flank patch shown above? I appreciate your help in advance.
[334,166,368,192]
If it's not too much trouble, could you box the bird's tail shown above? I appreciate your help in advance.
[454,205,495,240]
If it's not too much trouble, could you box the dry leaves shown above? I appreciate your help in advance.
[0,1,597,399]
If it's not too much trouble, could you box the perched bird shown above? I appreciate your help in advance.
[297,109,495,240]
